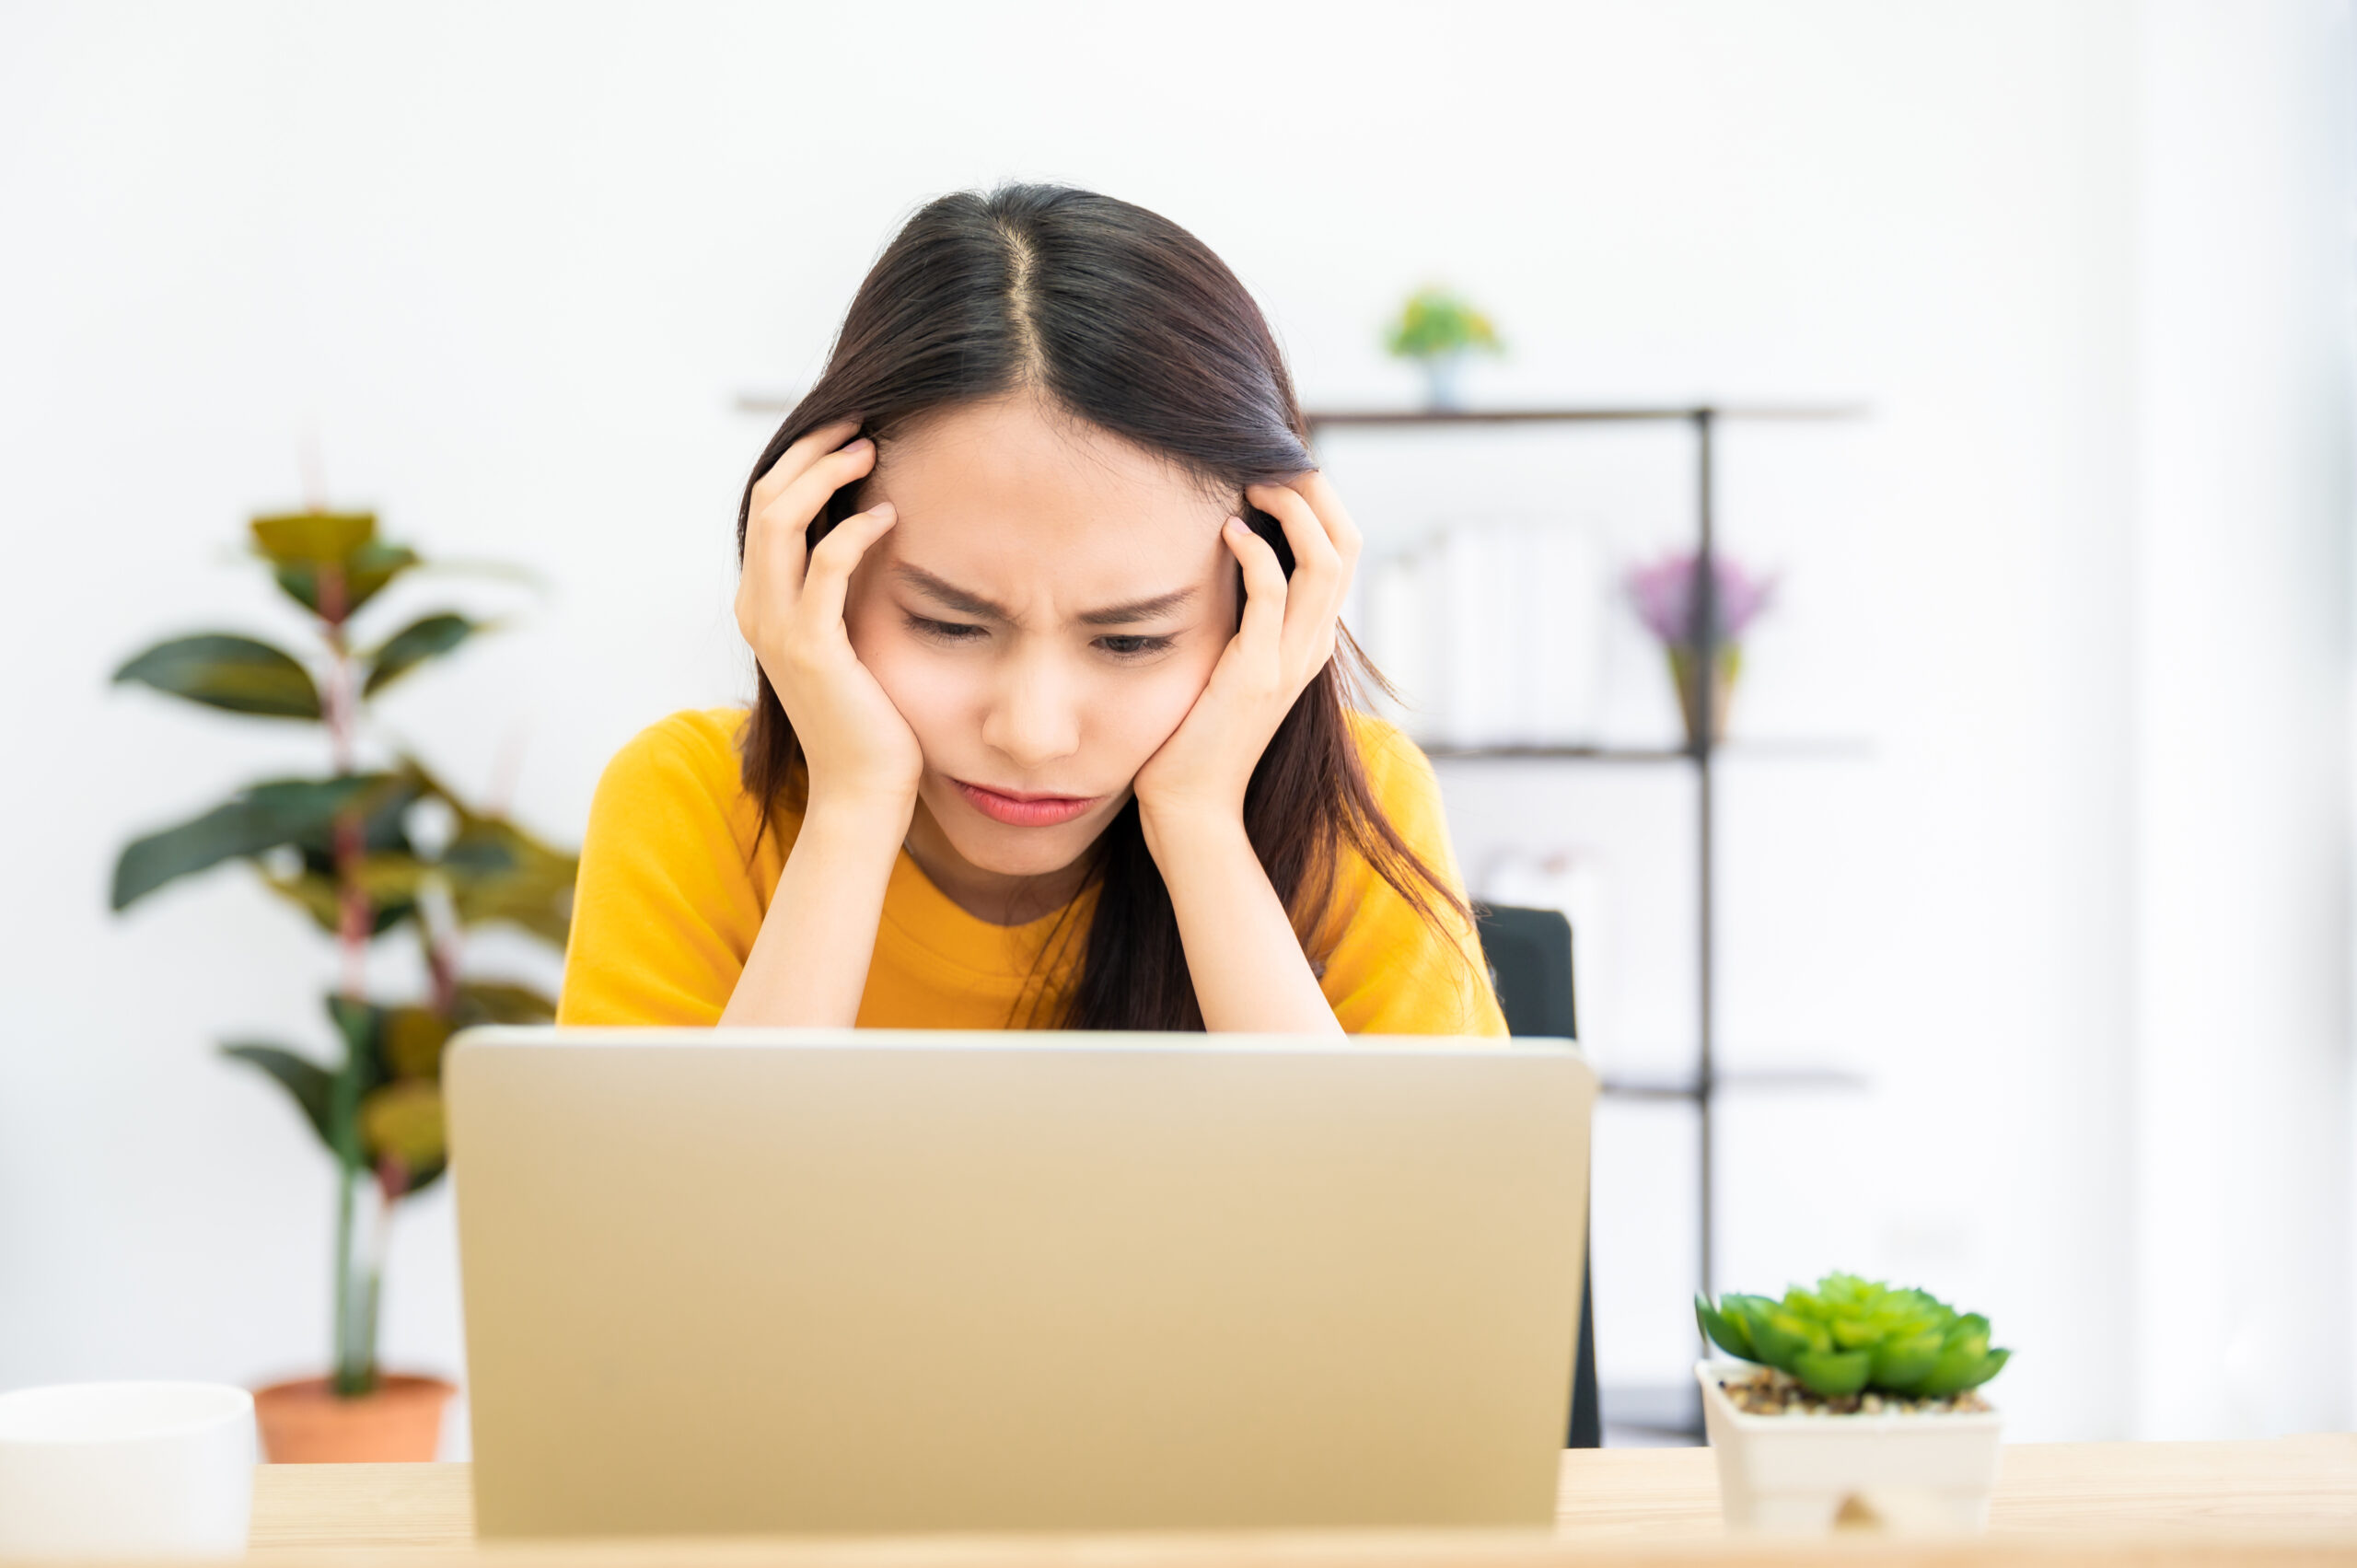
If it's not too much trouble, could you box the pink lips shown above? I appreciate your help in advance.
[953,780,1099,827]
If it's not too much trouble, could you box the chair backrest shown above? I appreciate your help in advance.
[1473,902,1598,1449]
[1475,904,1578,1040]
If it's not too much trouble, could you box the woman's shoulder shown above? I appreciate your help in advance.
[583,704,789,871]
[590,706,775,834]
[1341,707,1442,809]
[1318,708,1504,1036]
[600,706,753,791]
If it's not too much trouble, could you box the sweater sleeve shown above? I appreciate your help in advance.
[555,710,782,1027]
[1315,714,1509,1038]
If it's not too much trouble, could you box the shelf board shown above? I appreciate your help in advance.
[1422,738,1875,764]
[1304,403,1866,428]
[1599,1067,1872,1101]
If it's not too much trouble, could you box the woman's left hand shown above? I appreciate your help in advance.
[1132,474,1363,834]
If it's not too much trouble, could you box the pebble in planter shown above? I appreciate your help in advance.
[1694,1274,2012,1534]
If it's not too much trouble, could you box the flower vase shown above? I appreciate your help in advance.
[1668,644,1741,750]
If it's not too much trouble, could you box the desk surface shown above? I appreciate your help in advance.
[243,1436,2357,1567]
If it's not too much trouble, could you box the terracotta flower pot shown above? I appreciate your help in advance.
[251,1374,455,1463]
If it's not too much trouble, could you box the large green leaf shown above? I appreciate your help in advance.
[112,774,412,911]
[322,997,448,1196]
[113,634,321,720]
[327,995,385,1069]
[361,1080,446,1169]
[222,1030,447,1198]
[251,511,378,564]
[454,980,558,1026]
[440,816,577,947]
[361,613,480,698]
[271,541,419,622]
[380,1007,452,1080]
[258,850,426,936]
[221,1042,336,1152]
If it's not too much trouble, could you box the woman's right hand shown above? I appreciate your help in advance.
[737,419,923,823]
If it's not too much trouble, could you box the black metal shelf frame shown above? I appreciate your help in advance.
[1303,402,1867,1301]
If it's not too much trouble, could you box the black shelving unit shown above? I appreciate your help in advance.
[734,383,1871,1408]
[1302,404,1866,1316]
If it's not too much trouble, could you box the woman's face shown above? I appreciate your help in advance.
[842,392,1239,887]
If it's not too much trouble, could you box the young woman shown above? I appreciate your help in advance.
[558,185,1505,1036]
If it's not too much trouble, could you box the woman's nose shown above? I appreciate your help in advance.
[980,653,1082,771]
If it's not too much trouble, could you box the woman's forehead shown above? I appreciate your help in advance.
[869,395,1233,607]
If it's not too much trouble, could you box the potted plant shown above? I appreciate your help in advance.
[1622,550,1779,750]
[110,506,576,1461]
[1385,286,1503,411]
[1694,1273,2012,1533]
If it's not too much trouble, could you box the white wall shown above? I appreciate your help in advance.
[0,0,2347,1444]
[2131,0,2354,1438]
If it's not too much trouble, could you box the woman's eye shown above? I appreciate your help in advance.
[1096,633,1175,659]
[906,614,985,643]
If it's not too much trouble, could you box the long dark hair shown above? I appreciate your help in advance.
[736,184,1468,1029]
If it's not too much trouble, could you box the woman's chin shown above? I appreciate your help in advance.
[939,816,1104,879]
[926,788,1125,880]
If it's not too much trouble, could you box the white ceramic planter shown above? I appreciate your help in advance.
[1695,1358,2003,1533]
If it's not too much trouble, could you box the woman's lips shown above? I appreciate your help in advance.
[953,779,1100,827]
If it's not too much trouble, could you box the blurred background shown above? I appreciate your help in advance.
[3,0,2351,1450]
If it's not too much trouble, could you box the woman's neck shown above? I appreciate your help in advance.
[900,798,1096,926]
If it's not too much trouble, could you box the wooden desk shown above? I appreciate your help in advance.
[244,1437,2357,1566]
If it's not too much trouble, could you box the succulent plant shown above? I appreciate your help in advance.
[1696,1273,2011,1400]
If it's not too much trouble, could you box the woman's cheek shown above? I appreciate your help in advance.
[849,624,963,760]
[1113,646,1224,761]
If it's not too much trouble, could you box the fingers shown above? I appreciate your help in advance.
[1290,471,1364,564]
[758,438,877,569]
[737,484,817,648]
[750,418,862,511]
[1246,482,1343,587]
[737,422,883,660]
[1244,481,1350,671]
[737,517,805,647]
[798,502,899,633]
[1224,516,1289,662]
[742,434,877,630]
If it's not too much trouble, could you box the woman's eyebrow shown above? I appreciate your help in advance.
[895,563,1012,621]
[1078,587,1196,626]
[895,563,1196,626]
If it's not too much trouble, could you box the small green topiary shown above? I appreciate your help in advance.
[1696,1272,2011,1400]
[1384,287,1502,362]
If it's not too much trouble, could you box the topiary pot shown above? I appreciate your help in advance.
[1696,1358,2003,1533]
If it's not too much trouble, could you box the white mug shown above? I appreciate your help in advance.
[0,1382,256,1561]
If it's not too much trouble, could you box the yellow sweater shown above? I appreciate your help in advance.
[556,707,1506,1036]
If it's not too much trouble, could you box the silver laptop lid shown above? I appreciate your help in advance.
[447,1028,1594,1537]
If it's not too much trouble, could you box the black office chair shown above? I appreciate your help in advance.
[1473,902,1602,1449]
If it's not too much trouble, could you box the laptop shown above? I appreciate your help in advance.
[445,1028,1595,1538]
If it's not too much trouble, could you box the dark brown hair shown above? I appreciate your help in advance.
[736,184,1468,1029]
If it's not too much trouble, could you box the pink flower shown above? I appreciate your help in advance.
[1623,551,1779,649]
